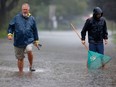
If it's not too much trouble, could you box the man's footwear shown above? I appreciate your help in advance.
[30,67,36,71]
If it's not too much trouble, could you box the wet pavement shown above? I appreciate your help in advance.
[0,31,116,87]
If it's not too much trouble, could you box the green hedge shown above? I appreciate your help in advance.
[0,29,7,38]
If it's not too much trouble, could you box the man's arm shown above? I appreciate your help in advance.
[32,17,39,47]
[81,19,90,44]
[103,20,108,39]
[103,20,108,45]
[7,18,15,40]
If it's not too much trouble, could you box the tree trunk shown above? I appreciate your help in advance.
[0,0,19,30]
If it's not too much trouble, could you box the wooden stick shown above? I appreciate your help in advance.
[70,23,88,50]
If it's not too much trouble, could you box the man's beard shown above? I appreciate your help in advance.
[23,13,28,17]
[22,13,29,19]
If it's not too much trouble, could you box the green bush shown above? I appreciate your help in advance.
[0,29,7,38]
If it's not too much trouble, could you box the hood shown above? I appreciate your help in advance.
[93,7,103,20]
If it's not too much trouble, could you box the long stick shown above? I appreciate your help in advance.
[70,23,88,50]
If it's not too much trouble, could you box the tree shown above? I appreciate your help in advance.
[54,0,88,18]
[28,0,88,30]
[0,0,20,30]
[89,0,116,22]
[0,0,89,30]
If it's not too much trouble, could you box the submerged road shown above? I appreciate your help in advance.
[0,31,116,87]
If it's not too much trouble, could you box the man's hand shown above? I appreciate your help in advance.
[81,40,85,45]
[34,41,39,47]
[104,39,108,45]
[7,34,13,40]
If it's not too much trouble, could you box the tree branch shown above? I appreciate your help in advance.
[6,0,19,12]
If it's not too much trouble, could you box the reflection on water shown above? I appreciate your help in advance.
[0,31,116,87]
[0,65,116,87]
[0,67,49,87]
[86,69,111,87]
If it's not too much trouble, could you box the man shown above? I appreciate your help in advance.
[7,3,39,74]
[81,7,108,68]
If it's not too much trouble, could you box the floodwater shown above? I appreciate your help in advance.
[0,31,116,87]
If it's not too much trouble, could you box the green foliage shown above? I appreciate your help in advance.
[0,0,87,32]
[31,0,88,30]
[0,29,7,38]
[113,34,116,44]
[26,0,88,19]
[55,0,88,16]
[89,0,116,22]
[28,0,51,6]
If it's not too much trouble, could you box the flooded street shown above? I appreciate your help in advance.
[0,31,116,87]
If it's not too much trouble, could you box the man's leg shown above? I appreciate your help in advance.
[97,43,104,54]
[89,43,97,52]
[26,44,35,71]
[97,43,105,69]
[14,46,25,74]
[27,51,35,71]
[17,59,24,73]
